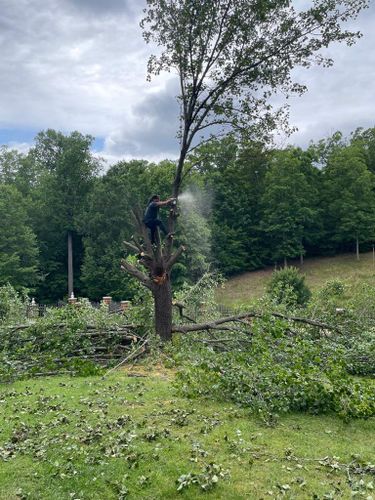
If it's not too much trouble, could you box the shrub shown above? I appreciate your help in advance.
[0,284,27,325]
[320,279,346,298]
[267,266,311,307]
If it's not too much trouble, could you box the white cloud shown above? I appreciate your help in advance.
[286,5,375,147]
[7,141,32,155]
[0,0,374,162]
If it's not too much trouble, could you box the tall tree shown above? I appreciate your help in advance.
[287,146,324,259]
[350,127,375,175]
[122,0,368,341]
[197,138,269,274]
[29,130,100,302]
[322,145,375,258]
[261,150,315,266]
[0,184,39,291]
[0,146,39,196]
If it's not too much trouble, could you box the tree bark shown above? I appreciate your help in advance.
[67,231,73,297]
[153,277,173,342]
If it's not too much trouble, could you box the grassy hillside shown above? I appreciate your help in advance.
[0,370,374,499]
[217,251,375,307]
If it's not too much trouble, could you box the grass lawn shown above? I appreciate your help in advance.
[0,369,374,499]
[217,251,375,308]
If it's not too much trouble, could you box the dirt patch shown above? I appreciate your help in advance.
[121,363,176,380]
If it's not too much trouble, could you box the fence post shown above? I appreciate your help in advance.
[28,298,39,319]
[120,300,131,313]
[102,296,112,310]
[68,292,77,306]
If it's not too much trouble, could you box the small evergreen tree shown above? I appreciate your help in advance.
[267,266,311,307]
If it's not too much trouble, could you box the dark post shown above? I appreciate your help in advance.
[68,231,73,297]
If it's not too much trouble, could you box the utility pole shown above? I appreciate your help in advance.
[68,231,73,297]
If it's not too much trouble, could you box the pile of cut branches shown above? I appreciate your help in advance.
[0,304,145,381]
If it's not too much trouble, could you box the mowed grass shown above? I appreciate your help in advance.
[0,370,374,499]
[217,251,375,307]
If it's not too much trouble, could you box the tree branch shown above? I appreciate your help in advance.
[123,240,141,254]
[166,245,185,271]
[172,311,341,334]
[186,15,332,143]
[120,259,154,290]
[172,301,196,323]
[103,339,149,377]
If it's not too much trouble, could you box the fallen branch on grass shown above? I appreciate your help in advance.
[102,339,149,377]
[172,311,340,334]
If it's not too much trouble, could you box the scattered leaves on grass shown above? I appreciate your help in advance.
[176,463,230,492]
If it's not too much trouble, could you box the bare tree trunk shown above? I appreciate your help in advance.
[121,220,185,342]
[68,231,73,297]
[300,252,304,265]
[284,256,287,268]
[153,278,173,342]
[356,237,360,260]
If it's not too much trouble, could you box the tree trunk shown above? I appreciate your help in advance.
[356,237,360,260]
[153,278,173,342]
[67,231,73,297]
[300,252,304,265]
[284,256,287,268]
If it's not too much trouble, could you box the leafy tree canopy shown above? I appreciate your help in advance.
[0,184,39,291]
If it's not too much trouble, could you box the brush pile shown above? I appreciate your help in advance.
[0,297,147,381]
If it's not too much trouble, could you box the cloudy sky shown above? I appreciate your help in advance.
[0,0,374,164]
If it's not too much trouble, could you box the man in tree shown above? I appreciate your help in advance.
[143,195,176,244]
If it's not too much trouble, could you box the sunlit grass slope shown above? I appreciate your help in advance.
[217,251,375,308]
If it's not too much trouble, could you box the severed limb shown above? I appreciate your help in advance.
[172,311,340,334]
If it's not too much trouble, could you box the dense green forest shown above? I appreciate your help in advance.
[1,127,375,303]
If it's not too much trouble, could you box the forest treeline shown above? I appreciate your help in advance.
[1,127,375,303]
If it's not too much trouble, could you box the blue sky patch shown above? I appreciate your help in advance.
[0,128,105,153]
[0,128,39,146]
[92,137,105,151]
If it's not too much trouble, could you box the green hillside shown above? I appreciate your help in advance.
[217,251,375,307]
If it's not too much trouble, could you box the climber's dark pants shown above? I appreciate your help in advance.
[145,219,167,244]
